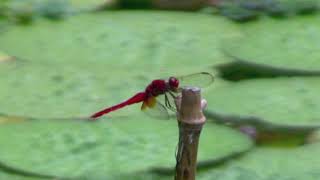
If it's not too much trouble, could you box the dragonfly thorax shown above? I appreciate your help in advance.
[145,79,167,96]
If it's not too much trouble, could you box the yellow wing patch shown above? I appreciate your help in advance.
[141,96,157,110]
[141,101,147,110]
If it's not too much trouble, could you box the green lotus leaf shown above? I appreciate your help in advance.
[223,14,320,73]
[199,142,320,180]
[0,118,252,179]
[206,77,320,126]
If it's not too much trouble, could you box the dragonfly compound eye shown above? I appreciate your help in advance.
[169,77,179,88]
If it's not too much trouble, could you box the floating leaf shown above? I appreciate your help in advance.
[0,63,220,118]
[0,118,252,179]
[0,11,233,118]
[0,63,147,118]
[68,0,112,11]
[205,77,320,126]
[0,11,235,70]
[222,15,320,73]
[199,143,320,180]
[0,172,39,180]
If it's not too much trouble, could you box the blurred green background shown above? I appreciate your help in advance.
[0,0,320,179]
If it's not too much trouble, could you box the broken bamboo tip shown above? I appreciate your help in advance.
[175,87,207,125]
[174,87,207,180]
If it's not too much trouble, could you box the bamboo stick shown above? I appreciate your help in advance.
[174,87,207,180]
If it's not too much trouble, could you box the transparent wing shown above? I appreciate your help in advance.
[149,93,177,113]
[141,96,170,120]
[177,72,214,89]
[164,92,177,112]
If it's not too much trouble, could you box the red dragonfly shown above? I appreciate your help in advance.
[90,72,214,120]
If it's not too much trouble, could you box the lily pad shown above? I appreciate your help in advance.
[36,0,110,15]
[205,77,320,126]
[0,11,235,70]
[0,17,11,33]
[3,0,110,18]
[69,0,113,11]
[0,63,148,118]
[0,63,219,118]
[0,160,54,180]
[0,173,38,180]
[0,118,252,179]
[0,11,233,118]
[222,15,320,73]
[199,143,320,180]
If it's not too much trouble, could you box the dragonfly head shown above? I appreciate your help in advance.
[168,77,179,91]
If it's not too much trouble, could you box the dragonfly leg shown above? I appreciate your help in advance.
[168,91,177,99]
[165,93,176,112]
[165,94,170,107]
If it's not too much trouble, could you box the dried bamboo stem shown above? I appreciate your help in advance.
[174,87,207,180]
